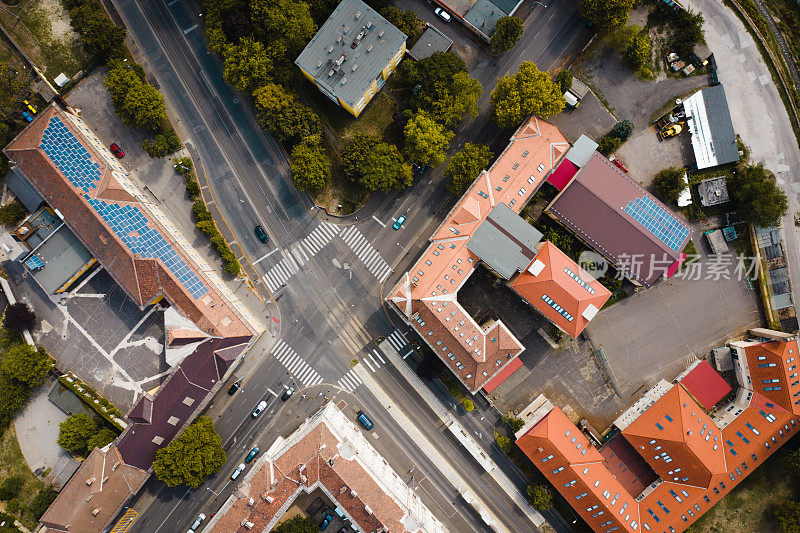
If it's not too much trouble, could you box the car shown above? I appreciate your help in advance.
[23,100,36,114]
[357,410,374,430]
[254,225,269,243]
[189,513,206,531]
[109,143,125,158]
[412,163,428,175]
[392,215,406,230]
[252,400,267,418]
[227,382,241,395]
[434,7,451,22]
[230,463,246,480]
[245,446,260,463]
[281,386,295,401]
[320,513,334,531]
[22,112,32,123]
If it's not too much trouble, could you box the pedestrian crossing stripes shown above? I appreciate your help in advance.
[262,255,299,292]
[337,368,362,393]
[270,340,324,387]
[303,221,340,256]
[387,330,408,352]
[340,225,392,282]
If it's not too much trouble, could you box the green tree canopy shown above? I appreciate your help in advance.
[251,0,317,57]
[290,137,331,191]
[502,414,525,433]
[404,111,453,167]
[578,0,635,31]
[428,72,483,128]
[153,416,226,488]
[624,31,652,71]
[775,500,800,533]
[223,37,273,95]
[104,65,142,108]
[491,16,524,53]
[554,70,573,93]
[360,142,413,191]
[527,484,553,510]
[340,134,378,183]
[380,6,424,46]
[728,164,788,227]
[253,83,322,145]
[121,83,167,130]
[611,119,635,141]
[653,167,686,206]
[0,373,30,428]
[490,62,565,128]
[3,302,36,332]
[1,345,51,387]
[445,142,492,195]
[69,2,126,59]
[87,428,118,451]
[57,413,98,455]
[0,476,22,501]
[495,431,512,453]
[597,135,621,156]
[275,515,320,533]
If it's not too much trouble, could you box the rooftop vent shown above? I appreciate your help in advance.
[341,77,347,85]
[336,54,346,65]
[328,69,335,77]
[92,508,101,516]
[351,64,358,72]
[378,29,384,38]
[344,25,350,34]
[242,520,255,529]
[327,45,334,53]
[85,477,96,486]
[316,60,323,68]
[355,10,362,19]
[366,20,373,28]
[337,34,342,42]
[367,45,373,53]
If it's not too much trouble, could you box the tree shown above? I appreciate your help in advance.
[0,373,31,428]
[445,143,492,195]
[380,6,424,46]
[58,414,98,455]
[153,416,226,488]
[776,500,800,533]
[578,0,635,31]
[527,484,553,511]
[554,70,573,93]
[597,135,621,156]
[340,134,378,182]
[121,83,167,130]
[404,111,453,167]
[360,142,413,191]
[490,62,565,128]
[69,3,126,59]
[223,38,273,95]
[610,24,640,52]
[611,119,634,141]
[429,72,483,127]
[2,345,51,386]
[290,137,331,191]
[27,487,57,520]
[502,414,525,433]
[624,32,652,71]
[87,428,118,451]
[275,515,320,533]
[491,16,524,53]
[728,164,788,227]
[461,398,475,411]
[3,302,35,332]
[253,84,321,145]
[104,65,141,109]
[495,431,512,453]
[653,167,686,206]
[0,477,22,501]
[251,0,317,57]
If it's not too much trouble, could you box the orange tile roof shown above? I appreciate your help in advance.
[510,241,611,338]
[388,117,570,392]
[738,338,800,414]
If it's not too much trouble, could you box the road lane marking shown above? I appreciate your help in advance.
[372,349,386,365]
[372,215,386,227]
[183,24,198,34]
[253,247,279,265]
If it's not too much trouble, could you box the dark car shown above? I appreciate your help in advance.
[254,225,269,243]
[227,382,241,395]
[281,386,295,401]
[109,143,125,158]
[245,446,260,463]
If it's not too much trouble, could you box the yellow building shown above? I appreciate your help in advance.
[295,0,407,117]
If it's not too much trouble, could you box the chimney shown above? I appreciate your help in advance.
[92,508,100,516]
[86,477,95,486]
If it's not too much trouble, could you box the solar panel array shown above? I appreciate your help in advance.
[25,255,44,270]
[85,196,208,298]
[40,117,101,193]
[623,196,690,252]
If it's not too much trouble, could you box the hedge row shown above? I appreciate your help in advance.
[55,373,126,431]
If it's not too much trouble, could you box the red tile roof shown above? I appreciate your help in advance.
[678,360,732,410]
[388,117,570,392]
[510,242,610,338]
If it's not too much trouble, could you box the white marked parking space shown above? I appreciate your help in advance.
[270,340,324,387]
[337,368,363,393]
[340,226,392,282]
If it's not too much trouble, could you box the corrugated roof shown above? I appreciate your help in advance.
[684,85,739,169]
[466,202,542,279]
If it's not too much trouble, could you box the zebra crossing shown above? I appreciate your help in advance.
[337,368,363,393]
[386,330,409,352]
[340,225,392,282]
[303,221,340,256]
[270,340,324,387]
[262,251,300,291]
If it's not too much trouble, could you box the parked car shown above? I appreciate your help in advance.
[356,410,374,430]
[189,513,206,531]
[393,215,406,230]
[320,513,334,531]
[22,112,32,123]
[254,225,269,243]
[23,100,36,114]
[281,386,295,401]
[245,446,260,463]
[230,463,246,480]
[228,382,241,395]
[434,7,451,22]
[252,400,267,418]
[109,143,125,158]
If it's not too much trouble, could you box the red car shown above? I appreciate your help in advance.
[110,143,125,158]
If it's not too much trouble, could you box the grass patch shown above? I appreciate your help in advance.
[337,93,397,145]
[0,426,48,530]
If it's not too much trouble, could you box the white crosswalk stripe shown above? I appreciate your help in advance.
[339,226,393,282]
[270,340,324,387]
[302,222,340,256]
[387,330,407,351]
[337,368,362,393]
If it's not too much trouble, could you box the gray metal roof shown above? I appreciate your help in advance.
[565,134,598,168]
[569,77,590,99]
[6,167,44,212]
[702,85,739,166]
[408,25,452,61]
[295,0,406,108]
[466,202,543,279]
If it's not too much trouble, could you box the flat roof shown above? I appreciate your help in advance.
[698,176,729,206]
[466,202,543,279]
[408,25,452,61]
[26,224,93,293]
[464,0,508,38]
[684,85,739,169]
[295,0,406,108]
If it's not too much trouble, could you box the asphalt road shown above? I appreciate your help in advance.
[108,0,592,530]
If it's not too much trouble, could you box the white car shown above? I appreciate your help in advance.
[189,513,206,531]
[251,400,267,418]
[434,7,452,22]
[230,463,246,481]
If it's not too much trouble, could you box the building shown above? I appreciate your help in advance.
[547,141,693,287]
[697,176,729,207]
[388,118,611,393]
[206,402,443,533]
[516,329,800,533]
[683,85,740,169]
[4,104,263,532]
[407,24,452,61]
[295,0,406,117]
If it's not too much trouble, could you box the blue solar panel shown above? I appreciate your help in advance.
[39,117,101,193]
[623,196,690,252]
[25,255,44,270]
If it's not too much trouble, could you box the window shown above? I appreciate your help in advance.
[512,163,519,170]
[541,454,554,462]
[575,492,588,500]
[564,480,576,487]
[657,501,670,514]
[563,267,596,294]
[703,495,710,503]
[669,489,682,503]
[759,363,778,368]
[522,150,529,157]
[665,414,673,422]
[656,423,664,430]
[552,466,564,474]
[746,422,760,435]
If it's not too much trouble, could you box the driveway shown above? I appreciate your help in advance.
[617,126,695,185]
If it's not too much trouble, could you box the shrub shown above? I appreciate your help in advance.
[58,413,98,455]
[185,180,201,199]
[611,119,634,141]
[598,136,622,156]
[192,198,213,222]
[502,414,525,433]
[28,487,57,520]
[0,202,27,227]
[461,398,475,411]
[554,70,573,93]
[527,484,553,510]
[653,167,686,205]
[173,157,193,175]
[495,431,512,454]
[5,498,19,516]
[142,129,181,158]
[0,477,23,501]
